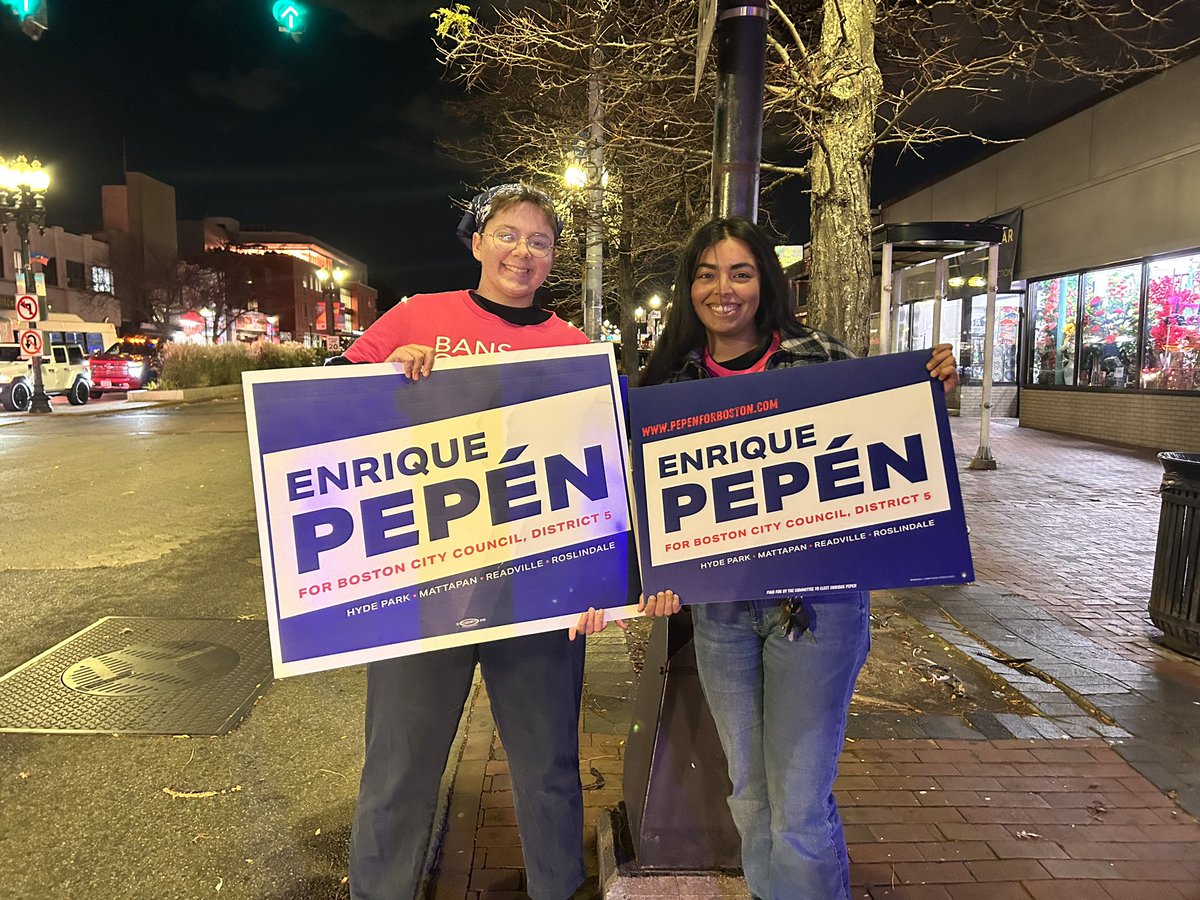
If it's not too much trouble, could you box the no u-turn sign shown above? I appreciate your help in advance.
[19,329,43,358]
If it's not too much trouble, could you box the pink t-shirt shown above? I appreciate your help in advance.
[702,332,781,378]
[345,290,588,364]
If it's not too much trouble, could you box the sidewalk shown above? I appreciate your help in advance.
[425,417,1200,899]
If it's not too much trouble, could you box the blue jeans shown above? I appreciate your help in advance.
[691,594,870,900]
[349,630,586,900]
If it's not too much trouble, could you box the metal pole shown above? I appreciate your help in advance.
[20,225,52,413]
[583,52,604,342]
[932,256,946,346]
[711,0,768,220]
[969,243,1000,470]
[878,241,893,355]
[327,281,336,343]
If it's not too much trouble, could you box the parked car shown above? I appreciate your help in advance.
[0,342,93,411]
[88,335,163,396]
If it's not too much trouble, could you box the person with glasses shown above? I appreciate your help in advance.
[338,184,595,900]
[577,217,957,900]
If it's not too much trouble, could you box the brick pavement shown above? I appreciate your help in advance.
[948,417,1165,658]
[423,418,1200,899]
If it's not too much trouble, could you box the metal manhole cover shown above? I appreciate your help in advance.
[0,617,272,735]
[62,641,241,696]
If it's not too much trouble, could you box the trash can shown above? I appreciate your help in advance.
[1149,452,1200,658]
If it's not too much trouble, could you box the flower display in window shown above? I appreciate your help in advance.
[1147,275,1200,353]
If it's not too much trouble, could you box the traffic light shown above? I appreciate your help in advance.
[2,0,48,40]
[271,0,306,38]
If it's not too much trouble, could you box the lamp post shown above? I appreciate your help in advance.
[314,266,346,350]
[564,115,604,343]
[0,154,52,413]
[647,293,663,347]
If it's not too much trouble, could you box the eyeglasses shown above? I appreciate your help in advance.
[484,229,555,258]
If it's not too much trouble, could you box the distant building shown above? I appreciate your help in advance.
[99,171,179,326]
[178,216,378,347]
[1,224,119,325]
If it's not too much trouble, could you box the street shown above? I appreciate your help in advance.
[3,400,1200,899]
[0,397,362,899]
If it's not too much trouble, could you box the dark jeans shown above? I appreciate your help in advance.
[349,630,587,900]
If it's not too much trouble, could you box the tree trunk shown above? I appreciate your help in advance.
[807,0,881,356]
[617,246,640,384]
[613,191,640,384]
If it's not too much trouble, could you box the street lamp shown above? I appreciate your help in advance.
[564,123,604,343]
[564,163,587,189]
[314,266,347,347]
[0,154,53,413]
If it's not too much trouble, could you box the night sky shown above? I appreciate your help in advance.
[2,1,480,300]
[0,1,1174,304]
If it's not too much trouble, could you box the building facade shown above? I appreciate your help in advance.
[1,224,119,326]
[178,216,377,347]
[880,55,1200,451]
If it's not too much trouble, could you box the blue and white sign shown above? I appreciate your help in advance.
[629,351,974,603]
[244,344,638,677]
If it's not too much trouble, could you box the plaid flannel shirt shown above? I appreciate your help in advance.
[662,328,856,383]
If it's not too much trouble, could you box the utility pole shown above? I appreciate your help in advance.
[582,47,605,342]
[710,0,768,220]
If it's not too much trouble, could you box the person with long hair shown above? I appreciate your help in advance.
[578,216,957,900]
[342,184,594,900]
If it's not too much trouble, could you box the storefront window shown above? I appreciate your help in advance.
[1079,264,1140,388]
[898,262,936,304]
[909,299,934,350]
[1030,275,1079,385]
[964,295,1020,383]
[895,304,911,353]
[941,298,961,350]
[1142,252,1200,391]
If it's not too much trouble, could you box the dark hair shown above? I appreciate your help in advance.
[639,217,804,386]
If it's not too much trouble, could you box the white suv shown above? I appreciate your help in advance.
[0,343,93,411]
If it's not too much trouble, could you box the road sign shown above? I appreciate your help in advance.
[15,294,39,322]
[19,328,43,358]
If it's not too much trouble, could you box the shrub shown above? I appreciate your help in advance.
[252,341,325,370]
[157,340,325,389]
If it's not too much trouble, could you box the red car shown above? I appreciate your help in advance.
[88,336,163,396]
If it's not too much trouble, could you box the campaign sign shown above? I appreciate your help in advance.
[629,350,973,603]
[244,344,639,677]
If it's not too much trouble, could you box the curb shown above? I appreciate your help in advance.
[127,384,244,402]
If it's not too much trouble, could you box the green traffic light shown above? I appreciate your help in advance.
[2,0,41,20]
[271,0,306,34]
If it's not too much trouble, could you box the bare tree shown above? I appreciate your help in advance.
[769,0,1197,352]
[188,249,259,344]
[434,0,1197,358]
[434,1,717,379]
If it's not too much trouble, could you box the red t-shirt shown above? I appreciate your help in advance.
[345,290,588,364]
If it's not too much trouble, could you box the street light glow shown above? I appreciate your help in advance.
[564,164,587,189]
[648,294,662,309]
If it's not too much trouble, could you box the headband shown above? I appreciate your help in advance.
[455,183,564,249]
